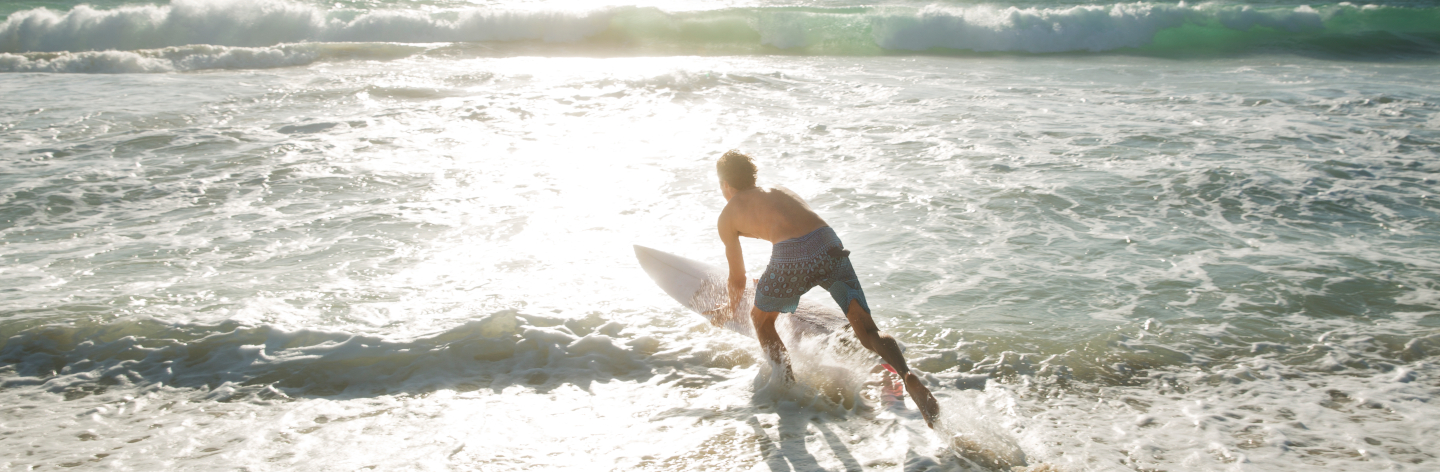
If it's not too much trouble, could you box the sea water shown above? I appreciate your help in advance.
[2,0,1439,470]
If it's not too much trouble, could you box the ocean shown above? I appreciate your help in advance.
[2,0,1438,470]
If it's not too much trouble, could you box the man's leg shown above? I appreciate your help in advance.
[843,299,940,428]
[751,306,795,382]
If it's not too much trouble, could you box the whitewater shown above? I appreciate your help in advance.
[2,0,1439,470]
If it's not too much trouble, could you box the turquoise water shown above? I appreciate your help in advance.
[2,0,1439,470]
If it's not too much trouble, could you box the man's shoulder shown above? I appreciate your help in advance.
[758,186,808,207]
[727,187,808,215]
[743,186,798,200]
[717,197,744,225]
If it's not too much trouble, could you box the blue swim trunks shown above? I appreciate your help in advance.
[754,226,870,314]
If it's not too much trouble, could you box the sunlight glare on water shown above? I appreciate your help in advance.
[2,0,1439,469]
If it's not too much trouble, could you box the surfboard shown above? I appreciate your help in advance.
[633,245,851,343]
[634,245,911,411]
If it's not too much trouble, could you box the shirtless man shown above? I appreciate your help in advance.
[711,150,941,428]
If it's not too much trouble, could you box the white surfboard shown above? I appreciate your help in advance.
[633,245,851,343]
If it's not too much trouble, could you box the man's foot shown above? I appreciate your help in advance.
[903,372,940,428]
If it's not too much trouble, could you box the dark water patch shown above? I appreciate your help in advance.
[277,122,340,134]
[111,134,177,158]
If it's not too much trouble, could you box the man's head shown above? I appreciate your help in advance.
[716,150,757,199]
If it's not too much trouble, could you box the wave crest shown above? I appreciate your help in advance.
[0,0,611,54]
[3,0,1439,69]
[0,42,423,73]
[872,3,1198,53]
[0,1,324,53]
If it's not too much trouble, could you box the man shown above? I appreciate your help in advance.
[710,150,940,428]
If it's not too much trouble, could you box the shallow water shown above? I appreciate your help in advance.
[3,1,1440,470]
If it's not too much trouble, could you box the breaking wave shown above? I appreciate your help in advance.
[0,42,424,73]
[2,0,1440,72]
[0,311,683,400]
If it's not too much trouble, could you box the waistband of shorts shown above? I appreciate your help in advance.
[770,226,841,262]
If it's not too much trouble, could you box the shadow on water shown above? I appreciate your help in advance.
[747,416,798,471]
[814,421,865,472]
[748,409,862,472]
[743,406,952,472]
[650,399,904,471]
[0,310,689,402]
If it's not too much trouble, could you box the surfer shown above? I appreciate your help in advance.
[710,150,941,428]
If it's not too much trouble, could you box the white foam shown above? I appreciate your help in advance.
[0,50,170,73]
[331,8,610,44]
[1215,4,1324,32]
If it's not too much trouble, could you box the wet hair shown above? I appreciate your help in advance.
[716,150,757,190]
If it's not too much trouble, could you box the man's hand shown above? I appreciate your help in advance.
[701,303,729,327]
[726,274,747,318]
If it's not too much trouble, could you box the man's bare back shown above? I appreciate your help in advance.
[717,186,828,244]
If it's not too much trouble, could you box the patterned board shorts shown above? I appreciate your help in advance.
[754,226,871,314]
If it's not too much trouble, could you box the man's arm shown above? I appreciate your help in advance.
[718,212,746,322]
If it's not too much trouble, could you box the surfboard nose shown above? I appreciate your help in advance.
[633,245,715,310]
[632,244,657,260]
